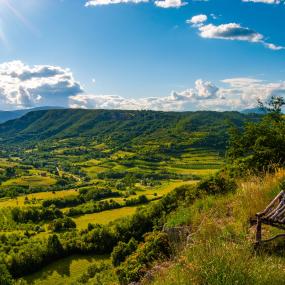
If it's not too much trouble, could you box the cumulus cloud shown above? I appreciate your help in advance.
[85,0,148,6]
[216,78,285,110]
[172,79,218,100]
[0,61,83,109]
[86,0,187,7]
[69,78,285,112]
[242,0,283,4]
[3,61,285,112]
[199,23,263,42]
[187,17,284,50]
[154,0,187,8]
[186,14,208,26]
[69,80,218,111]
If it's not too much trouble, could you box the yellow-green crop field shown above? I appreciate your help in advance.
[0,189,78,208]
[74,206,138,229]
[23,254,109,285]
[2,175,57,187]
[0,158,18,168]
[73,180,197,230]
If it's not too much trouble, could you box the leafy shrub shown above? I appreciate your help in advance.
[0,263,13,285]
[111,238,138,266]
[197,173,237,195]
[11,206,63,223]
[116,232,171,284]
[77,262,110,284]
[47,217,76,232]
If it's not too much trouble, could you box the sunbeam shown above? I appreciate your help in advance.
[0,0,39,36]
[0,18,8,47]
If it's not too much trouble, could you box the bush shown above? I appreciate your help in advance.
[197,173,237,195]
[0,263,13,285]
[11,206,63,223]
[77,262,110,284]
[47,217,76,232]
[116,232,171,284]
[111,238,138,266]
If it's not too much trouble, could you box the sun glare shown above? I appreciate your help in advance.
[0,0,38,36]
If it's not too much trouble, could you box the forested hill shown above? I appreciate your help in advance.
[0,109,260,149]
[0,106,64,124]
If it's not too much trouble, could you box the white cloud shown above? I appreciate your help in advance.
[199,23,263,42]
[217,77,285,110]
[69,78,285,112]
[69,79,218,111]
[172,79,218,100]
[0,61,83,109]
[85,0,148,6]
[2,61,285,112]
[187,19,284,50]
[186,14,208,26]
[86,0,187,7]
[242,0,283,4]
[154,0,187,8]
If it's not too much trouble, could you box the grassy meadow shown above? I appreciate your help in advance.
[148,169,285,285]
[0,189,78,208]
[74,206,138,229]
[22,254,110,285]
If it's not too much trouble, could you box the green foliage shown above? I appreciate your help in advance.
[47,235,64,258]
[42,187,120,209]
[227,96,285,174]
[48,217,76,232]
[125,195,149,206]
[11,206,63,223]
[66,199,122,216]
[111,238,138,266]
[116,232,171,284]
[77,262,111,284]
[0,109,259,150]
[0,263,13,285]
[197,173,237,195]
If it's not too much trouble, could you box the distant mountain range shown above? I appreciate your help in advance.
[0,106,266,125]
[0,109,261,150]
[241,107,267,114]
[0,106,64,124]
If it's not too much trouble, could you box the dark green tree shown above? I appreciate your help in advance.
[0,263,13,285]
[227,96,285,174]
[47,235,63,257]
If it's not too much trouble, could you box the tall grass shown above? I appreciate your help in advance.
[150,169,285,285]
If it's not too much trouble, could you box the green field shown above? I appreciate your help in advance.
[73,180,198,229]
[74,206,138,229]
[0,189,78,208]
[23,254,109,285]
[2,175,57,187]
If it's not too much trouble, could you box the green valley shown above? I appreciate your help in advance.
[2,108,282,285]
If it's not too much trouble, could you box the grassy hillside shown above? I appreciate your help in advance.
[148,170,285,285]
[0,109,259,149]
[0,107,64,124]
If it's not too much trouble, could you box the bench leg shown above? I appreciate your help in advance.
[256,218,262,243]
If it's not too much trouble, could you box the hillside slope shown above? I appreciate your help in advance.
[0,109,260,149]
[0,106,63,124]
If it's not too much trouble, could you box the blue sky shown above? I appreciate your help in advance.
[0,0,284,111]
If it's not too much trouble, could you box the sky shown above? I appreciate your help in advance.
[0,0,285,111]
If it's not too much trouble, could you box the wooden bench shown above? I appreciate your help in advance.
[256,190,285,244]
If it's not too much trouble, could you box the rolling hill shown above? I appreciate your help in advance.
[0,109,260,150]
[0,106,64,124]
